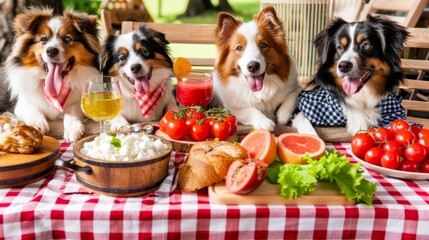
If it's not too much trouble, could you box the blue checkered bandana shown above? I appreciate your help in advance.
[296,86,406,128]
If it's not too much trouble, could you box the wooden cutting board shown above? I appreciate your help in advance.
[0,136,60,188]
[209,180,356,205]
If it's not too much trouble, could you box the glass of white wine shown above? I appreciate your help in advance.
[81,75,122,134]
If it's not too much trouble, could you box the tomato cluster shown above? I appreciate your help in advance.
[351,119,429,173]
[159,107,237,141]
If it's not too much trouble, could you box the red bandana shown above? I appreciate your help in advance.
[134,80,166,119]
[43,81,71,113]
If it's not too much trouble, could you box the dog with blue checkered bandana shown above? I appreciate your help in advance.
[292,15,409,135]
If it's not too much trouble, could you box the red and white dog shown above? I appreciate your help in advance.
[213,6,300,132]
[100,25,178,131]
[5,8,100,142]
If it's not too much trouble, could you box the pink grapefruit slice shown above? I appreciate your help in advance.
[277,133,326,164]
[240,130,276,165]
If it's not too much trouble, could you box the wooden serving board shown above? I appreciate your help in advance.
[155,130,238,153]
[208,180,356,205]
[0,136,60,188]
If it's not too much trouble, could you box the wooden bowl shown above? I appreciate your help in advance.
[67,134,172,197]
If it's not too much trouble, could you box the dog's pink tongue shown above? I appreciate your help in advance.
[246,75,263,92]
[45,62,64,96]
[134,77,150,94]
[342,76,360,95]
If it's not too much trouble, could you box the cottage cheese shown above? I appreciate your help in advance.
[80,133,167,161]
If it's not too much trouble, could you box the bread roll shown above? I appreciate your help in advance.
[178,141,248,192]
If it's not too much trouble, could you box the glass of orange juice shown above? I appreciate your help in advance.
[81,75,122,133]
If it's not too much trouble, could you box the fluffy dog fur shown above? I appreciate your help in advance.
[293,15,409,135]
[213,6,300,132]
[5,7,100,141]
[100,25,177,130]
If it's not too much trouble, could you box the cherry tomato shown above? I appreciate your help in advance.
[418,135,429,153]
[185,117,197,135]
[418,128,429,139]
[381,152,400,170]
[404,143,427,163]
[351,132,376,158]
[419,157,429,173]
[367,127,377,135]
[390,119,410,135]
[159,110,177,131]
[225,159,268,195]
[374,127,394,142]
[165,118,187,140]
[382,140,403,156]
[186,109,205,120]
[223,116,237,135]
[399,160,419,172]
[191,123,209,141]
[410,125,422,137]
[364,147,384,166]
[211,119,231,141]
[394,130,416,146]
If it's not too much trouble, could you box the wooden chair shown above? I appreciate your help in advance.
[358,0,428,27]
[121,21,217,70]
[400,27,429,128]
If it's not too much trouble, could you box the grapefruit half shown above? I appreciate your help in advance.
[277,133,326,164]
[240,130,276,165]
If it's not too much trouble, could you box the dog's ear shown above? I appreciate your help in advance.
[13,7,53,36]
[63,10,99,35]
[255,6,284,34]
[139,25,170,46]
[313,18,347,64]
[366,15,409,60]
[99,35,119,76]
[216,12,242,43]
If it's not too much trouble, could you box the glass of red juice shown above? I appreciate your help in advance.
[176,72,213,107]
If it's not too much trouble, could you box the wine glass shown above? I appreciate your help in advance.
[81,75,122,133]
[176,71,213,107]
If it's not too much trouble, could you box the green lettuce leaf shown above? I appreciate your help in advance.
[277,164,318,199]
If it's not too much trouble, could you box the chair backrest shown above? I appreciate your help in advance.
[121,21,217,70]
[358,0,428,27]
[400,27,429,128]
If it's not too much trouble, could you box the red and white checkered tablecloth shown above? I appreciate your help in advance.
[0,142,428,239]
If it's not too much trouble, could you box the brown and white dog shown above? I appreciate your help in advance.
[213,6,300,132]
[100,25,178,131]
[5,8,100,142]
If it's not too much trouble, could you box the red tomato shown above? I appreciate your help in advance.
[390,119,410,135]
[381,152,400,170]
[185,117,197,135]
[374,127,394,142]
[159,110,177,131]
[395,130,416,146]
[351,132,376,158]
[191,123,209,141]
[399,160,419,172]
[367,127,377,135]
[404,143,427,163]
[225,159,268,195]
[223,116,237,135]
[419,157,429,173]
[165,118,187,140]
[417,135,429,153]
[186,109,205,120]
[410,125,422,137]
[210,119,231,141]
[382,140,403,156]
[364,147,384,166]
[418,128,429,139]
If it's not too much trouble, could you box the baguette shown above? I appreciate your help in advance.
[178,141,248,192]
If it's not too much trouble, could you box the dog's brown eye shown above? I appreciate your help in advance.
[40,36,48,44]
[141,49,150,58]
[259,43,268,49]
[63,36,72,44]
[337,45,344,51]
[362,42,371,50]
[118,54,127,62]
[236,45,243,51]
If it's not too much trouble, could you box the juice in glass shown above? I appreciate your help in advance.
[176,72,213,107]
[81,92,122,122]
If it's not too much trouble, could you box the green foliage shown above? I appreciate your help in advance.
[63,0,102,16]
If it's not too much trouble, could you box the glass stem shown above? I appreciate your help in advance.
[99,120,107,134]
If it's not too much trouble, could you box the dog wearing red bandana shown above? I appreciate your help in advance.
[5,8,100,142]
[100,25,178,131]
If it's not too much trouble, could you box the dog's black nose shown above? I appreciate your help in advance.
[46,47,59,58]
[247,61,260,73]
[130,64,142,74]
[338,61,353,73]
